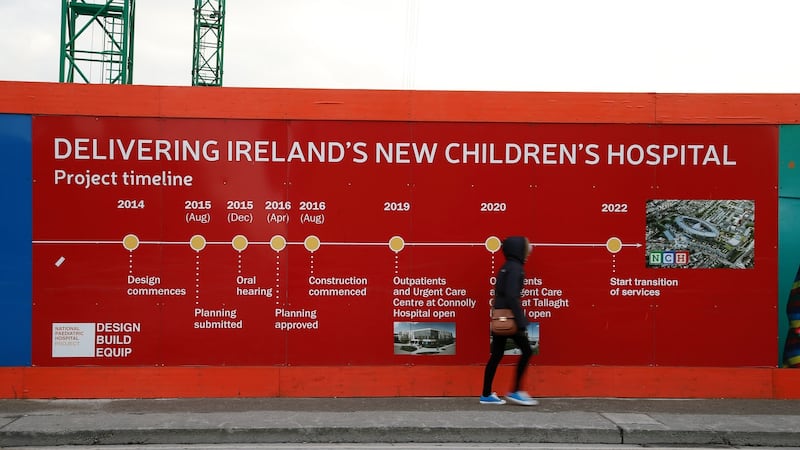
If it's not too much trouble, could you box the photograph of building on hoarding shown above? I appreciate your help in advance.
[645,199,754,269]
[393,322,455,355]
[502,322,540,356]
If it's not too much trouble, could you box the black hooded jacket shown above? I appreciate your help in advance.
[493,236,530,330]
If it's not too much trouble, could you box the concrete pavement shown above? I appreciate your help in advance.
[0,397,799,447]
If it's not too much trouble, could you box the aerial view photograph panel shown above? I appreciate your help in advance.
[646,199,755,269]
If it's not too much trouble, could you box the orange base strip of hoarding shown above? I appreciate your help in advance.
[1,366,797,399]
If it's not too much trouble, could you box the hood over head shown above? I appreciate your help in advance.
[502,236,530,263]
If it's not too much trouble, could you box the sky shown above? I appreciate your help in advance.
[1,0,800,93]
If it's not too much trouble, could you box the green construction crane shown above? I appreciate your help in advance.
[60,0,135,84]
[192,0,225,86]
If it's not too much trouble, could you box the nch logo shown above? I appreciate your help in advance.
[648,250,690,266]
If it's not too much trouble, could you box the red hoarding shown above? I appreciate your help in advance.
[32,116,778,367]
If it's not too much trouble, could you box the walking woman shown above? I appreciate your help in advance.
[480,236,537,406]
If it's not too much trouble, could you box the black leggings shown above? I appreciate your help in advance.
[481,332,533,396]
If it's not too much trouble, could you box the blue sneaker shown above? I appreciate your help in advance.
[505,391,538,406]
[479,392,506,405]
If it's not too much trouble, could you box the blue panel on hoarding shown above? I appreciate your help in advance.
[779,125,800,364]
[0,114,32,366]
[779,198,800,365]
[779,125,800,199]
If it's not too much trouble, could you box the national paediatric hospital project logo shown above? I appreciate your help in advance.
[645,199,755,269]
[52,322,140,358]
